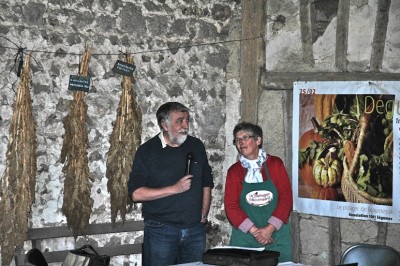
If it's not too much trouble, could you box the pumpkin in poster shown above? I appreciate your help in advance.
[298,94,393,205]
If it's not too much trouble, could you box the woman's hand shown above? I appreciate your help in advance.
[248,225,258,236]
[253,224,275,245]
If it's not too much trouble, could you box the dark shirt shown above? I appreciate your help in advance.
[128,134,213,228]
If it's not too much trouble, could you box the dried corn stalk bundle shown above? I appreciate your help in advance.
[61,45,93,237]
[106,54,142,226]
[0,54,37,266]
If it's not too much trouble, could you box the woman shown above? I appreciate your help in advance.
[224,122,293,262]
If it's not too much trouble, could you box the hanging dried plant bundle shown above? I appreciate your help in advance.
[60,45,93,237]
[106,54,142,226]
[0,54,37,266]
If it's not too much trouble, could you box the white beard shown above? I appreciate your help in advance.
[168,131,187,145]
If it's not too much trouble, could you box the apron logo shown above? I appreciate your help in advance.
[246,190,273,206]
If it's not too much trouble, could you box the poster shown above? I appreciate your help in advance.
[292,81,399,223]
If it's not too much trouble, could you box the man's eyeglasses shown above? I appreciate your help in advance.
[233,135,256,145]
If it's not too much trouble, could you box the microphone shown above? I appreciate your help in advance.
[185,152,193,175]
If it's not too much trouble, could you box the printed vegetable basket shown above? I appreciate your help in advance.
[339,111,392,206]
[341,158,392,205]
[341,110,392,205]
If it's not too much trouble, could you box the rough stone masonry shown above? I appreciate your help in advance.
[0,1,242,265]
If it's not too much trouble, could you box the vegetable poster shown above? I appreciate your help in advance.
[292,81,399,223]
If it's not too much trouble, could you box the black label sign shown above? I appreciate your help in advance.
[68,75,90,92]
[112,60,136,76]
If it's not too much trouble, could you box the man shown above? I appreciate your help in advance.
[128,102,214,265]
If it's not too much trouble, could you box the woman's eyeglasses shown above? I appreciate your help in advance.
[233,135,256,145]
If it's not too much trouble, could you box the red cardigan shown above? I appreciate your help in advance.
[224,155,293,229]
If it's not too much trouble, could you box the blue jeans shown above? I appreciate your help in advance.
[143,219,206,266]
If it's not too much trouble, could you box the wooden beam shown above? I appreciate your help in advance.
[300,0,315,66]
[26,220,144,240]
[15,220,144,265]
[370,0,391,71]
[262,71,400,89]
[240,0,265,123]
[335,0,350,70]
[15,243,143,264]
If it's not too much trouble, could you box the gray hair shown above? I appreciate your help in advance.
[233,121,263,148]
[156,102,189,130]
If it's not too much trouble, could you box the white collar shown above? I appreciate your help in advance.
[159,132,168,148]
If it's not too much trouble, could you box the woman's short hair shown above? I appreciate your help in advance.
[233,122,263,147]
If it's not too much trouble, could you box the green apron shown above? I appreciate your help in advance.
[229,163,292,262]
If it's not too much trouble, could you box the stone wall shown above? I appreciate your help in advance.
[0,1,241,265]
